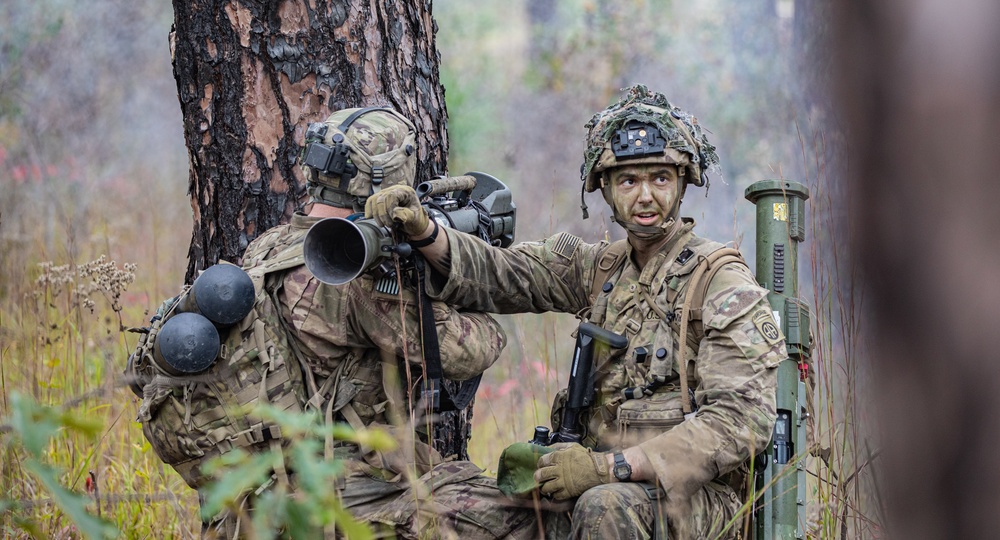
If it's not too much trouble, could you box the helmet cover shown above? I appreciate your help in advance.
[301,107,417,206]
[581,85,719,193]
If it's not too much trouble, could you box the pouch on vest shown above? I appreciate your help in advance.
[615,390,687,448]
[128,255,308,490]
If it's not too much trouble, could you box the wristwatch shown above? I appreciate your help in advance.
[612,452,632,482]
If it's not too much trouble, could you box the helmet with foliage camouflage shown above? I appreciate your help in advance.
[581,85,719,197]
[301,107,417,209]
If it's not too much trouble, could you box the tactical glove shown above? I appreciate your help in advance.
[364,184,430,238]
[535,443,611,500]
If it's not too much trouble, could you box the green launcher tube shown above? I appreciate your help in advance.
[745,180,811,540]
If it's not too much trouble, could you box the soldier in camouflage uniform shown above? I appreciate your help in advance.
[366,86,787,539]
[214,107,542,538]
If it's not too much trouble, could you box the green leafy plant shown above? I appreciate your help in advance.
[1,392,118,539]
[196,404,395,539]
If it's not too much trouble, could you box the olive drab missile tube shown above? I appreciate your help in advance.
[745,180,811,540]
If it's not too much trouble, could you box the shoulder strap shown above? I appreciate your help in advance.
[585,239,629,326]
[676,247,747,414]
[687,249,748,322]
[413,255,481,413]
[590,239,629,301]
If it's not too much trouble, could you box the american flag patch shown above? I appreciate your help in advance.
[552,233,581,259]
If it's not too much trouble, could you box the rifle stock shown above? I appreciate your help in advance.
[545,322,628,445]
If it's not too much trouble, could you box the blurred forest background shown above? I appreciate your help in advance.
[1,0,871,537]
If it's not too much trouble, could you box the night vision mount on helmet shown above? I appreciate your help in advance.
[579,85,720,219]
[301,107,418,211]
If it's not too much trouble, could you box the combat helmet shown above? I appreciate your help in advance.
[301,107,417,211]
[580,85,719,218]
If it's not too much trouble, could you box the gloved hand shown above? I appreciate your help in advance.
[364,184,429,237]
[534,443,611,500]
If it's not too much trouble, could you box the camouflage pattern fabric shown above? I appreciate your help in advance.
[582,85,720,192]
[567,480,742,540]
[339,460,557,539]
[239,213,536,538]
[205,461,563,540]
[129,255,309,490]
[134,210,519,537]
[426,221,785,539]
[303,107,417,199]
[248,212,507,385]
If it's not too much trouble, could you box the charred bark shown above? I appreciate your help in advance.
[171,0,448,280]
[171,0,472,459]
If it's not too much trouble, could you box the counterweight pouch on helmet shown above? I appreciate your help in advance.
[127,252,309,490]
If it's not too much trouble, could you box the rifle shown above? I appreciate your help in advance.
[532,322,628,445]
[496,322,627,497]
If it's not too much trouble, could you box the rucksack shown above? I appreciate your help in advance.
[126,245,308,490]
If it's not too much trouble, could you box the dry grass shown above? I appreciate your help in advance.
[0,158,877,538]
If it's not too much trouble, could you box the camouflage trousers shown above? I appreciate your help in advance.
[341,460,555,539]
[566,480,743,540]
[204,460,567,539]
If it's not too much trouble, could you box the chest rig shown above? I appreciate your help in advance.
[573,230,747,449]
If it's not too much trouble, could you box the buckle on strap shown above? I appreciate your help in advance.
[371,166,384,193]
[638,481,666,500]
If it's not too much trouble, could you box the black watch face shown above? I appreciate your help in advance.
[613,454,632,480]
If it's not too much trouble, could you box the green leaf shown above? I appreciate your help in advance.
[58,409,104,438]
[9,515,46,538]
[198,451,274,519]
[9,392,61,457]
[249,488,287,538]
[0,498,18,514]
[25,459,118,539]
[283,499,322,539]
[251,404,321,438]
[285,443,339,522]
[330,498,373,540]
[350,427,396,451]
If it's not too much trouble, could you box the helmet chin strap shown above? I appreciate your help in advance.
[604,186,684,239]
[617,216,675,237]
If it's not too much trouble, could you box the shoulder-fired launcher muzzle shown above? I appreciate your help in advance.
[304,171,516,286]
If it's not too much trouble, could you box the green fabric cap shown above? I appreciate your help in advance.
[496,442,556,498]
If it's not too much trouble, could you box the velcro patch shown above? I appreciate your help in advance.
[552,233,581,260]
[752,309,782,345]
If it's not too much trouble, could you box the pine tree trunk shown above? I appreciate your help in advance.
[170,0,472,459]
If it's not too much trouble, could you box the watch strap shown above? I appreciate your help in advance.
[613,451,632,481]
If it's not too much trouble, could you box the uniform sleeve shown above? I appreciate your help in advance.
[427,228,604,315]
[638,263,785,496]
[282,265,508,382]
[345,282,509,382]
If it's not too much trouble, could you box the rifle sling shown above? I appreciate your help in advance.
[414,255,480,413]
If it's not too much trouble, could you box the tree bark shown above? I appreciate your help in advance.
[170,0,472,459]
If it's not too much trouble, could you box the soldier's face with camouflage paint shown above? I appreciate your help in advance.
[608,163,682,229]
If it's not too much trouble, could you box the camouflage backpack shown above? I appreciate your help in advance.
[126,243,308,489]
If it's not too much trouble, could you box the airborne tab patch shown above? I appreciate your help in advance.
[752,309,782,345]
